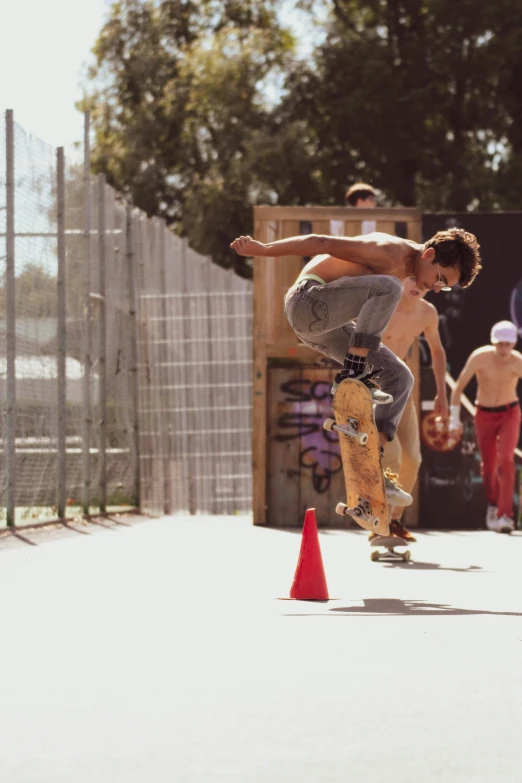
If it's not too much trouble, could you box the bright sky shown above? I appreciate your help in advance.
[0,1,323,150]
[0,0,110,148]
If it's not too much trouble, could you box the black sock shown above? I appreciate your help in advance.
[340,352,366,380]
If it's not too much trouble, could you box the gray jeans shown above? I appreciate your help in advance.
[284,275,414,440]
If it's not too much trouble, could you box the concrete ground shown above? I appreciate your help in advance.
[1,513,522,782]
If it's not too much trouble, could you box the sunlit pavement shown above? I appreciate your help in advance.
[1,514,522,782]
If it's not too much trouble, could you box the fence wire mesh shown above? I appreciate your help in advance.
[136,234,253,515]
[0,112,253,525]
[0,111,6,515]
[62,154,88,515]
[9,123,59,521]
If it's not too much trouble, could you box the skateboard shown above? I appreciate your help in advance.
[370,535,412,562]
[324,378,389,536]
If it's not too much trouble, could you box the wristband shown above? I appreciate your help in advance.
[449,405,460,429]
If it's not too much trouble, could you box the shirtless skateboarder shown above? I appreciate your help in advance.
[370,276,449,542]
[231,228,482,508]
[449,320,522,533]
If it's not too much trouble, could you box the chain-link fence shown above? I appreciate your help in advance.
[0,111,253,526]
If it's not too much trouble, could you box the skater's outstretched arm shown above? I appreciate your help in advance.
[230,232,400,266]
[423,307,449,419]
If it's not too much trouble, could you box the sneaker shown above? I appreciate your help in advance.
[383,468,413,507]
[369,520,417,543]
[497,515,515,534]
[331,367,393,405]
[486,516,502,533]
[389,519,417,542]
[486,504,498,530]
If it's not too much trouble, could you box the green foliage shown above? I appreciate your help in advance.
[82,0,522,279]
[82,0,293,277]
[0,264,58,319]
[281,0,522,211]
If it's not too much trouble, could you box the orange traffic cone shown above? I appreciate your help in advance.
[289,508,329,601]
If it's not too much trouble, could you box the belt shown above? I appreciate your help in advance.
[299,273,327,285]
[476,400,519,413]
[293,273,327,292]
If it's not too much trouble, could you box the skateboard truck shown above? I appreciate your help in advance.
[370,537,412,562]
[335,499,380,529]
[323,417,369,445]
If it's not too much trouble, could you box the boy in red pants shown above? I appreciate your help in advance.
[450,321,522,532]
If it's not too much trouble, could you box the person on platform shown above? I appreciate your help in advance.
[230,228,482,511]
[369,277,449,542]
[345,182,377,208]
[449,320,522,533]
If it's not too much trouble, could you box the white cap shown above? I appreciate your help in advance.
[490,320,518,344]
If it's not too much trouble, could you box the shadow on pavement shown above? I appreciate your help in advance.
[0,513,147,551]
[330,598,522,617]
[9,530,38,546]
[61,521,91,535]
[377,561,484,573]
[89,518,118,531]
[283,598,522,617]
[104,515,132,527]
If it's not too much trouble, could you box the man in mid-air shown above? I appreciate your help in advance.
[231,228,482,511]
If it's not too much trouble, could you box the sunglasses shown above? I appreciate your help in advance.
[434,264,452,292]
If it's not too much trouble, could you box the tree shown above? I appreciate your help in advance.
[281,0,522,211]
[0,264,58,319]
[82,0,294,277]
[83,0,522,275]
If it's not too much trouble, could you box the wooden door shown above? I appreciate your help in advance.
[267,366,347,527]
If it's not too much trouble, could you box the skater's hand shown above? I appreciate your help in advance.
[434,394,449,422]
[230,235,268,257]
[447,404,462,435]
[448,419,463,435]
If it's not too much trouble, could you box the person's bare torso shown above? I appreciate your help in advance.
[301,233,420,283]
[474,347,522,406]
[382,298,433,360]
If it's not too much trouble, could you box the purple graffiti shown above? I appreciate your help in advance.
[275,379,342,493]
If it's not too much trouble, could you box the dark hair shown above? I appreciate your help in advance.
[345,182,376,206]
[424,228,482,288]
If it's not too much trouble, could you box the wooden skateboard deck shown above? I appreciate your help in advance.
[327,378,389,536]
[370,535,413,562]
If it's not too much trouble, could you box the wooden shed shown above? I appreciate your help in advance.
[252,205,422,527]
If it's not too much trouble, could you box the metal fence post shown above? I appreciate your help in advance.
[126,203,141,509]
[5,110,16,527]
[206,290,218,514]
[159,219,172,515]
[56,147,67,519]
[98,173,107,513]
[82,111,92,514]
[180,238,196,515]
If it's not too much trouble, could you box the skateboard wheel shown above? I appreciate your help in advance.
[335,502,348,516]
[403,550,411,562]
[370,551,379,562]
[323,418,335,432]
[357,432,369,445]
